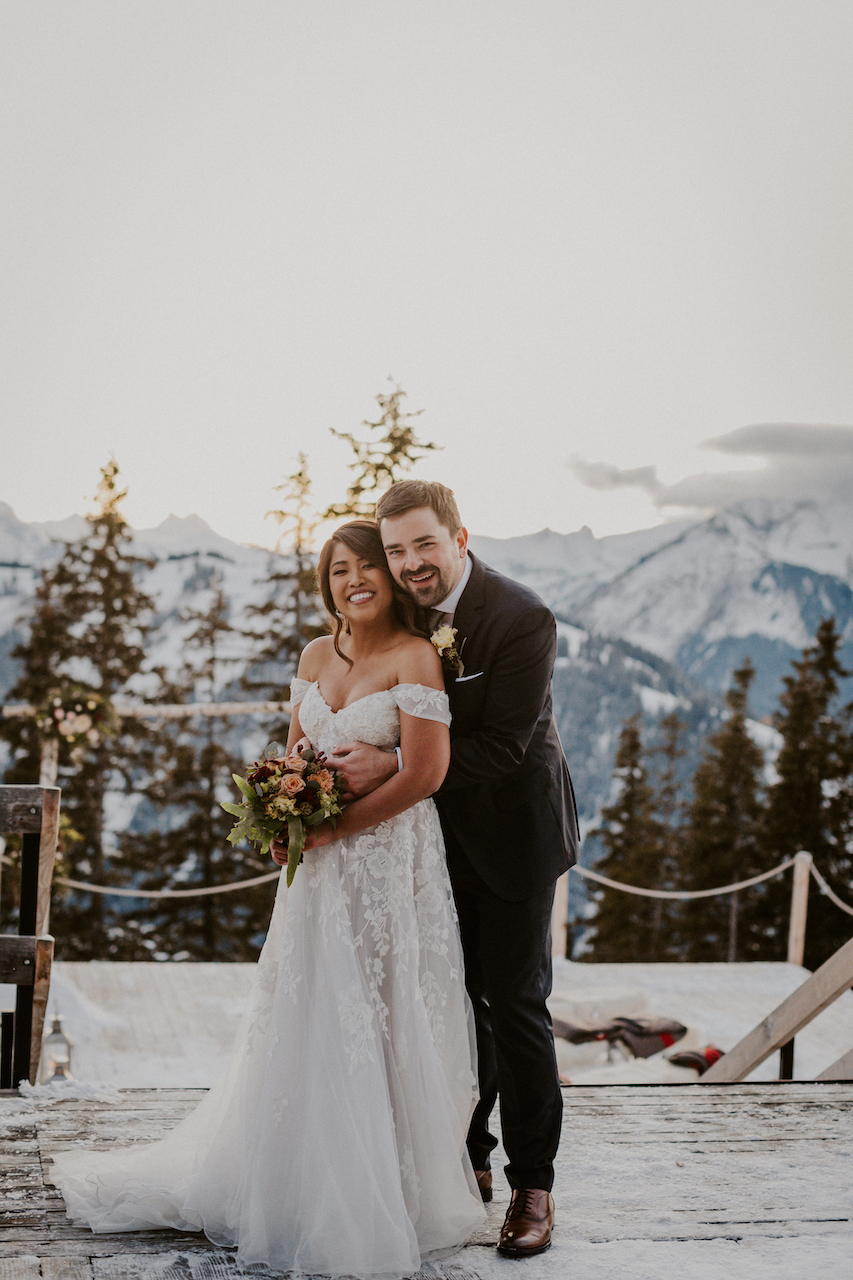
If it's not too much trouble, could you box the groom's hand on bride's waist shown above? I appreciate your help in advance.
[327,741,399,801]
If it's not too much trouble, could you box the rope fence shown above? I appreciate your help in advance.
[572,857,853,919]
[4,698,852,963]
[3,847,851,916]
[808,860,853,919]
[1,701,292,721]
[571,858,798,900]
[0,850,280,898]
[54,869,282,898]
[7,698,845,913]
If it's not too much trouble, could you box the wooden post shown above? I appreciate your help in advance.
[787,850,812,966]
[36,787,60,936]
[30,935,54,1085]
[0,785,61,1085]
[0,1010,12,1088]
[551,870,569,959]
[779,1038,795,1080]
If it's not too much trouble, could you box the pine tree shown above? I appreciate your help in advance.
[242,453,324,741]
[585,715,675,961]
[1,461,155,957]
[324,382,440,520]
[745,619,853,967]
[648,712,688,959]
[679,661,765,962]
[118,583,277,960]
[0,572,75,794]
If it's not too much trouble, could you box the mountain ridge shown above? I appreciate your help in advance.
[1,494,849,824]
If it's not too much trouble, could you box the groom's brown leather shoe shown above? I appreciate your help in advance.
[497,1188,555,1257]
[474,1169,493,1202]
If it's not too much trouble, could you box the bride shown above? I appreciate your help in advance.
[51,519,485,1278]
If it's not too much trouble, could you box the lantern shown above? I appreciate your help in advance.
[39,1014,74,1083]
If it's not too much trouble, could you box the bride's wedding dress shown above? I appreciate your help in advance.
[52,680,485,1278]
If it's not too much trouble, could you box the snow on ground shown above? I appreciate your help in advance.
[3,959,850,1089]
[1,961,256,1087]
[3,959,852,1278]
[474,1235,853,1280]
[551,960,853,1083]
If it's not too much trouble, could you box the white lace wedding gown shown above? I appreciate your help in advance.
[52,680,485,1278]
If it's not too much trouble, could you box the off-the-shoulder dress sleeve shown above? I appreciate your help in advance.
[392,683,451,726]
[289,677,314,707]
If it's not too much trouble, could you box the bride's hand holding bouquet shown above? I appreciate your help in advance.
[221,741,343,886]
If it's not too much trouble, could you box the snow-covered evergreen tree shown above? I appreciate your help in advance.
[118,583,277,960]
[1,461,155,956]
[584,715,678,961]
[745,619,853,966]
[678,661,765,962]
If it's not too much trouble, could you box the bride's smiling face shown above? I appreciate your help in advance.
[328,542,395,626]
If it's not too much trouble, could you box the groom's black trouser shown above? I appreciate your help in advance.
[446,851,562,1193]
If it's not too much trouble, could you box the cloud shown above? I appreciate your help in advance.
[703,423,853,459]
[569,458,663,497]
[571,423,853,512]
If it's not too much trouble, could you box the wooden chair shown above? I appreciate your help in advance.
[0,785,60,1087]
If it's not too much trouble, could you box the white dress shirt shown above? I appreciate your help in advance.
[434,553,472,624]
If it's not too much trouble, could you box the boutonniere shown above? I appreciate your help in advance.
[430,624,466,677]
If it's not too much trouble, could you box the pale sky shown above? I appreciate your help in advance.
[2,1,852,547]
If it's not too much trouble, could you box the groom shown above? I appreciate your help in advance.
[331,479,579,1258]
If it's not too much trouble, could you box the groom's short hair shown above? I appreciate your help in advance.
[376,480,463,534]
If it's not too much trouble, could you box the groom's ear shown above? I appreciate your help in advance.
[456,526,468,557]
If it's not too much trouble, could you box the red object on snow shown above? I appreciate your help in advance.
[667,1045,725,1075]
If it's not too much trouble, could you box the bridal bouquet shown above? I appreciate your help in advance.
[221,742,343,886]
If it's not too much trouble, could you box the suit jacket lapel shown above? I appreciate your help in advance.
[451,553,486,657]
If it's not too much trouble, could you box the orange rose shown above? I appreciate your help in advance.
[284,754,308,774]
[314,768,335,794]
[280,773,306,797]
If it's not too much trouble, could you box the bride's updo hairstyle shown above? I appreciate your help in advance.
[316,520,427,666]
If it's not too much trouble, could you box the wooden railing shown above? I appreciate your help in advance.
[0,785,60,1086]
[703,933,853,1083]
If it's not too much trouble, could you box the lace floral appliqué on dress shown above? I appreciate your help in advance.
[51,680,484,1280]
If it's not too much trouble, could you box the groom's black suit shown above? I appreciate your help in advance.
[434,552,578,1192]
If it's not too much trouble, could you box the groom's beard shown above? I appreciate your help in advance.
[400,562,453,609]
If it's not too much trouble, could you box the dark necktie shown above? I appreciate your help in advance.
[429,608,453,633]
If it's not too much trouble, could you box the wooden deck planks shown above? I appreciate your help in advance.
[1,1084,851,1273]
[550,1083,853,1247]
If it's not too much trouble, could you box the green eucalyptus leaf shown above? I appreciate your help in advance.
[286,817,305,887]
[233,774,257,802]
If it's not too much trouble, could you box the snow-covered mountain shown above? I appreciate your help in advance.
[0,502,716,823]
[471,497,853,714]
[0,504,273,700]
[469,519,697,614]
[2,494,847,824]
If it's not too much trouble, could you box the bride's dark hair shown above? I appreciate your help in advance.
[316,520,427,667]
